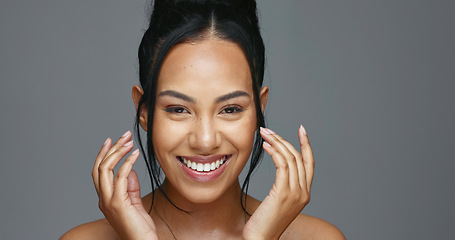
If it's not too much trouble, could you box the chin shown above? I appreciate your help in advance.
[161,178,234,206]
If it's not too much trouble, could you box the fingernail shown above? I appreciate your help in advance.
[263,141,272,148]
[260,127,274,134]
[122,130,131,138]
[123,140,133,147]
[300,125,307,135]
[103,138,110,146]
[132,149,139,155]
[265,128,275,134]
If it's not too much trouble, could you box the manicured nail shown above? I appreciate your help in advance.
[123,140,133,147]
[132,149,139,155]
[263,141,272,148]
[260,127,273,134]
[122,130,131,138]
[265,128,275,134]
[103,138,110,146]
[300,125,307,135]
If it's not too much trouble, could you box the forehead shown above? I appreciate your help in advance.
[157,39,252,95]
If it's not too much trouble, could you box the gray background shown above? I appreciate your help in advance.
[1,0,454,239]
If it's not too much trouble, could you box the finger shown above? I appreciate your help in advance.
[263,130,301,190]
[93,138,112,196]
[260,128,299,188]
[262,141,289,189]
[260,127,299,189]
[269,129,307,189]
[127,169,156,227]
[299,125,314,192]
[127,168,143,207]
[98,140,134,202]
[104,131,132,160]
[113,149,140,204]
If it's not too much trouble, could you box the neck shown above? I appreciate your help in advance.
[151,179,246,238]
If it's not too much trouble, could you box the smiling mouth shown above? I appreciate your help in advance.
[177,155,230,172]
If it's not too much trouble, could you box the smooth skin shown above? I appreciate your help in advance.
[61,39,345,240]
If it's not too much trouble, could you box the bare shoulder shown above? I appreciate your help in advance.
[245,195,345,240]
[60,218,119,240]
[282,214,345,240]
[61,193,154,240]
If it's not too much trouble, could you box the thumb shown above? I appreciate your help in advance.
[127,170,142,205]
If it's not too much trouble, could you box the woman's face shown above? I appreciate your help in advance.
[151,39,267,204]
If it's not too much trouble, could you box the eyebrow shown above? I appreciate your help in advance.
[158,90,195,103]
[157,90,250,103]
[215,90,250,103]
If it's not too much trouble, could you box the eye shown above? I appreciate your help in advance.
[164,106,189,114]
[220,106,243,114]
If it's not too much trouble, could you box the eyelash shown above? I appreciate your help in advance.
[163,106,243,115]
[164,106,189,114]
[220,106,243,114]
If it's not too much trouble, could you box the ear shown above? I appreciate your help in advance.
[259,86,269,113]
[132,85,148,131]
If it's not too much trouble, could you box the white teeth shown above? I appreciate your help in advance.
[204,163,211,172]
[180,156,229,172]
[197,163,204,171]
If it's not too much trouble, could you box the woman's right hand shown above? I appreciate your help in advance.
[92,130,158,240]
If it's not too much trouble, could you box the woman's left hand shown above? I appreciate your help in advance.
[243,126,314,240]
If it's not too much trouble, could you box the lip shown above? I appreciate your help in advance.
[177,155,232,182]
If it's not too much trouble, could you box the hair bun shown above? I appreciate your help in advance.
[163,0,248,6]
[153,0,257,14]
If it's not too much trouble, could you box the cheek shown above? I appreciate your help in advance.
[151,113,186,164]
[222,114,257,154]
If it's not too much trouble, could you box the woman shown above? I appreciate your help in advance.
[61,0,345,239]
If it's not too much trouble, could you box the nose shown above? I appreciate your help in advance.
[188,116,221,153]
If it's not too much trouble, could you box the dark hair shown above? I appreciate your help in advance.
[134,0,265,214]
